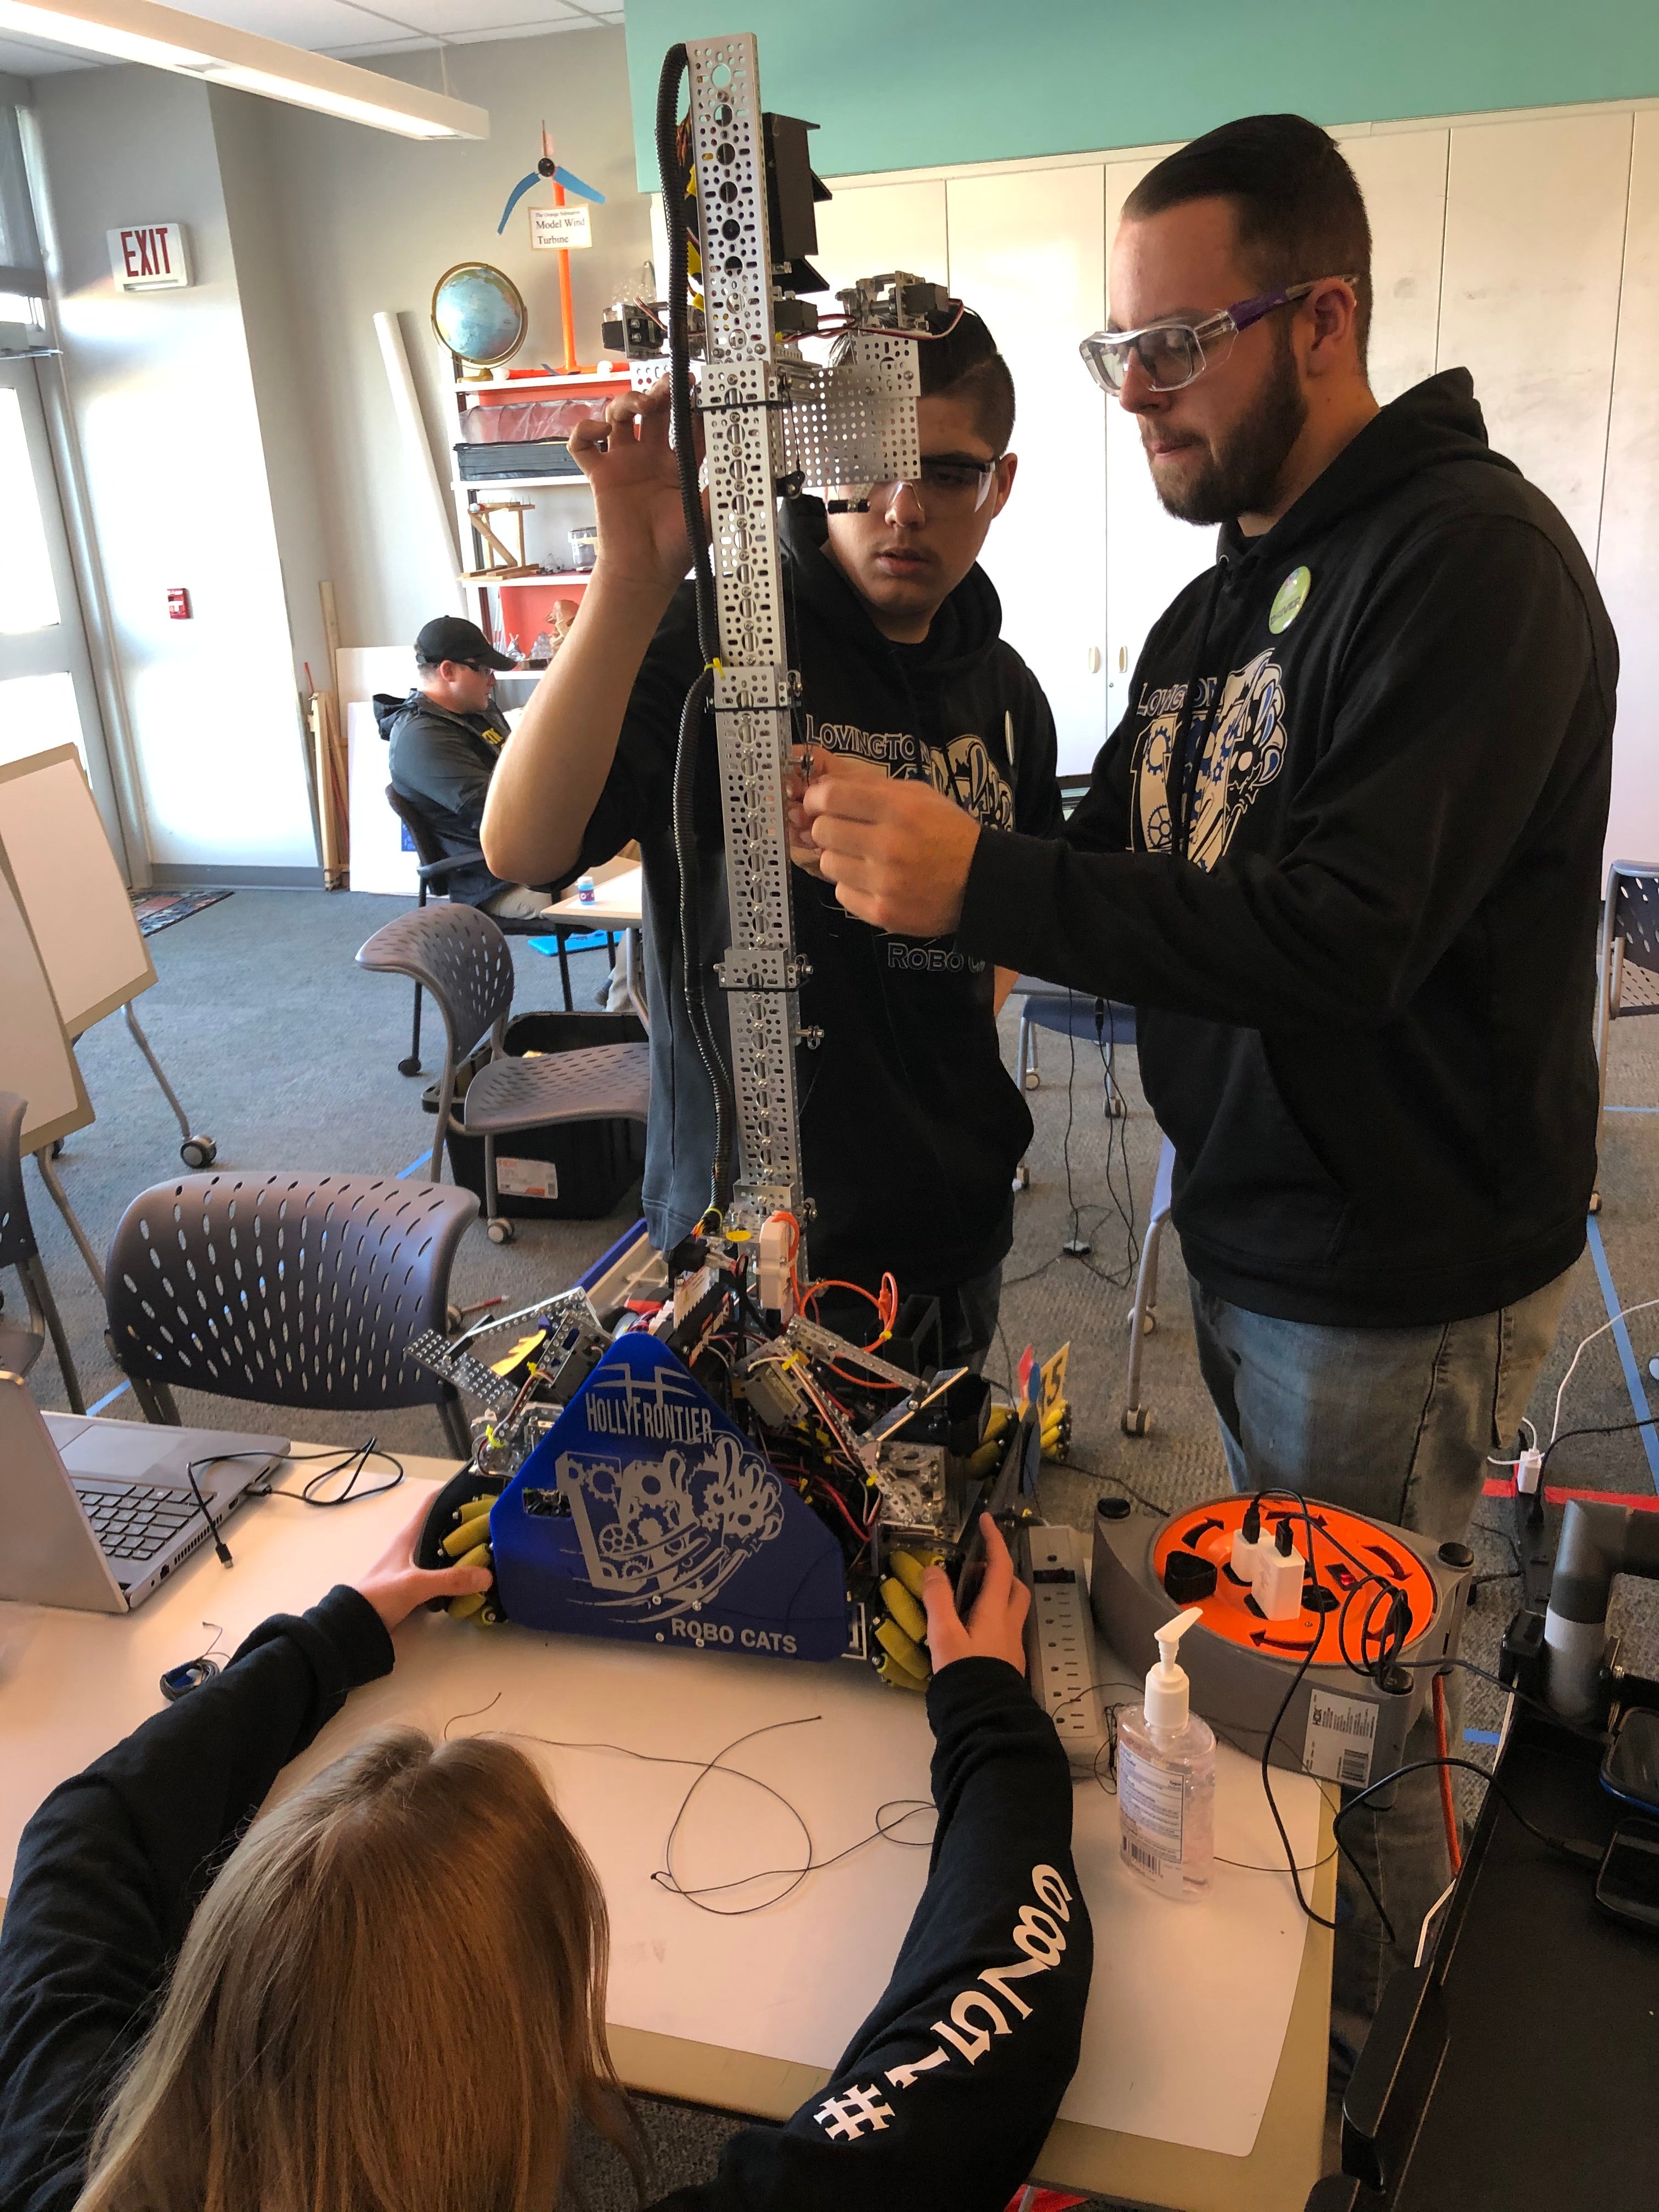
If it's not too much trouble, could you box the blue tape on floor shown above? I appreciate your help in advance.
[87,1380,130,1415]
[1605,1105,1659,1114]
[396,1153,432,1179]
[1463,1728,1502,1746]
[1584,1214,1659,1492]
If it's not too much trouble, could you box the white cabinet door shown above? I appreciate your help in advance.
[1339,128,1449,404]
[809,177,949,300]
[947,166,1107,775]
[1438,111,1632,556]
[1596,110,1659,871]
[1102,157,1215,741]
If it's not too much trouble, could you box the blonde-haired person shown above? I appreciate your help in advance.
[0,1506,1090,2211]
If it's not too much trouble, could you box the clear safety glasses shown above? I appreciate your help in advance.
[1079,275,1359,396]
[826,455,1003,519]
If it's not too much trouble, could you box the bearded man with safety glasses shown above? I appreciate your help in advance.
[485,309,1061,1368]
[802,116,1616,2052]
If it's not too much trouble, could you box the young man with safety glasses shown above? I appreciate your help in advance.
[484,312,1060,1367]
[802,116,1615,2043]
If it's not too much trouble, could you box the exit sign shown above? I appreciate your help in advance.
[108,222,191,292]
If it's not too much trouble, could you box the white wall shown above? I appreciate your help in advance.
[25,30,651,877]
[239,32,652,655]
[31,66,317,878]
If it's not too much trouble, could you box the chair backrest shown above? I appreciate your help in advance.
[1612,866,1659,978]
[106,1172,479,1413]
[0,1092,40,1271]
[356,902,516,1066]
[385,782,449,872]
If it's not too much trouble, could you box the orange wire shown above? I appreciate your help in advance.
[1431,1672,1463,1875]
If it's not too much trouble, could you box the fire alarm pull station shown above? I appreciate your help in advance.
[167,589,191,620]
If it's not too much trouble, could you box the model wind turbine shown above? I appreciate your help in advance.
[498,124,605,374]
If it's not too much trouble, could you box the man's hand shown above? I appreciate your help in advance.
[922,1515,1030,1675]
[353,1499,493,1635]
[802,752,981,935]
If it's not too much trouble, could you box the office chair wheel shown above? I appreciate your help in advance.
[398,1054,423,1077]
[1127,1309,1155,1335]
[1012,1161,1030,1193]
[180,1135,217,1169]
[1023,1070,1041,1091]
[1121,1406,1152,1437]
[487,1216,516,1245]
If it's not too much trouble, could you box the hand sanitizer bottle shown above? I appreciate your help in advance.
[1117,1605,1216,1901]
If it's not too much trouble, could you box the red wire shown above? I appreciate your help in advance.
[1432,1673,1463,1875]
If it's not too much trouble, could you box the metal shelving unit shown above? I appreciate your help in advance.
[448,365,629,657]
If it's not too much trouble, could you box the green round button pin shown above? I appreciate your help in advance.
[1269,565,1311,634]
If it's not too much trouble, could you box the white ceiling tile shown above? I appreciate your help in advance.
[177,0,399,47]
[381,0,583,31]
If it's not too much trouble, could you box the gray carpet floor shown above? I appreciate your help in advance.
[18,887,1659,2203]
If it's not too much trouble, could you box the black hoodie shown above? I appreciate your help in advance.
[0,1598,1088,2212]
[375,687,514,907]
[578,497,1063,1289]
[957,371,1616,1327]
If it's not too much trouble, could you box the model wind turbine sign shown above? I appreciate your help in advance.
[498,125,605,374]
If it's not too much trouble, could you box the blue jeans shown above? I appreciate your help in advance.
[1189,1268,1571,2058]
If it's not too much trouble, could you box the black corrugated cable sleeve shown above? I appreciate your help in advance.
[656,43,736,1213]
[674,667,735,1208]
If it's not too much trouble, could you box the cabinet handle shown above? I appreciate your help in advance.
[1117,645,1128,673]
[1086,646,1102,674]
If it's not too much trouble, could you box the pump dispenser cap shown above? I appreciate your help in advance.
[1144,1605,1202,1730]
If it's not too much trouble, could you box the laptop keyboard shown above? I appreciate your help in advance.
[73,1483,201,1564]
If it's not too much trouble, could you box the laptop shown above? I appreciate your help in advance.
[0,1369,288,1613]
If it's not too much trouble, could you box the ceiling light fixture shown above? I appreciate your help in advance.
[0,0,489,138]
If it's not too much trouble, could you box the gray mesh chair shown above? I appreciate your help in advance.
[105,1171,479,1454]
[0,1091,85,1413]
[1015,980,1137,1115]
[382,784,589,1074]
[356,902,650,1245]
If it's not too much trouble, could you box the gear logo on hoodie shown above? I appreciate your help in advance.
[1132,650,1287,872]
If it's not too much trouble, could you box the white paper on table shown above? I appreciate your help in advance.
[1059,1734,1323,2153]
[275,1626,1319,2160]
[2,1470,1319,2168]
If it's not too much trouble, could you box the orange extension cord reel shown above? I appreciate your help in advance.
[1091,1493,1474,1793]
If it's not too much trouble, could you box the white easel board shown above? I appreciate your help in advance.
[0,845,94,1153]
[340,647,420,899]
[0,746,155,1037]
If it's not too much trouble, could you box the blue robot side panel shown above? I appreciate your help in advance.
[491,1334,850,1661]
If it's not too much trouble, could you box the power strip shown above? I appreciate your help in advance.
[1020,1522,1109,1777]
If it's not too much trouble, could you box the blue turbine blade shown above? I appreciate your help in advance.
[496,172,541,235]
[551,163,605,206]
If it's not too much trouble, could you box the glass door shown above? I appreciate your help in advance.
[0,351,126,868]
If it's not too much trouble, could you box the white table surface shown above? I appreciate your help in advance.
[543,860,645,929]
[1,1450,1329,2198]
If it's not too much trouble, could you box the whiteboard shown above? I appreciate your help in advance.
[1438,110,1632,558]
[0,746,154,1037]
[340,647,421,899]
[950,165,1109,775]
[0,847,94,1154]
[1340,128,1450,405]
[1597,111,1659,874]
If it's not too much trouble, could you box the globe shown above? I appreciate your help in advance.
[430,262,527,368]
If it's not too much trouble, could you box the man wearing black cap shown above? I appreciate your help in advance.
[375,616,550,915]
